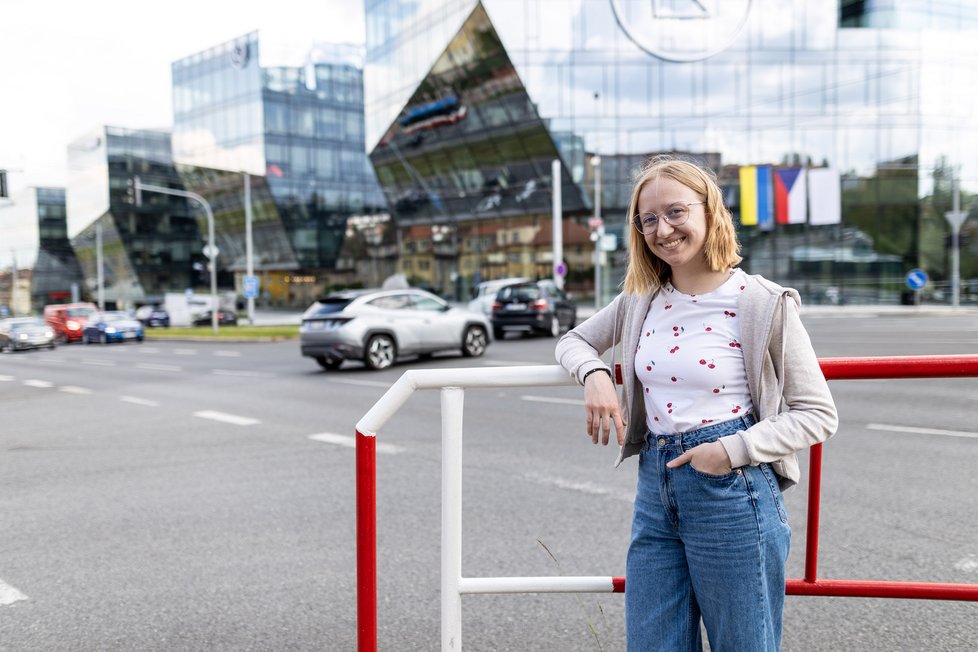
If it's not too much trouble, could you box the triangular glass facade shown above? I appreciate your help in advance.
[369,2,586,227]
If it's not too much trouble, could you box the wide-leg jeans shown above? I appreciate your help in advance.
[625,414,791,652]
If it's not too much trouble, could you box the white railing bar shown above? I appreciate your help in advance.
[356,365,574,436]
[442,388,465,652]
[459,576,617,594]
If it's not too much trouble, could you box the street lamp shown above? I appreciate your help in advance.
[944,176,969,308]
[590,155,604,309]
[133,176,220,334]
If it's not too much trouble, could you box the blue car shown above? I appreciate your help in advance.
[82,311,145,344]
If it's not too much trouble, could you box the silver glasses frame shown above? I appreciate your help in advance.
[632,201,704,234]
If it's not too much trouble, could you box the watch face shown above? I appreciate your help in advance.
[610,0,753,63]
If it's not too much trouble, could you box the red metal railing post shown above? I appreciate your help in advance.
[804,443,823,583]
[356,430,378,652]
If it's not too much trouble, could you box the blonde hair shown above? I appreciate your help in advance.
[622,155,742,295]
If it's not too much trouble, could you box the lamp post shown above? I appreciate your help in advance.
[243,172,254,325]
[95,220,105,310]
[134,176,220,334]
[944,176,969,308]
[590,155,604,309]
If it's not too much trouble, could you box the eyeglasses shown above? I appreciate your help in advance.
[632,202,704,234]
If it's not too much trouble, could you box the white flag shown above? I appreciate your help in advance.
[807,168,841,225]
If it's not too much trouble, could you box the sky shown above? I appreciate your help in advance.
[0,0,366,198]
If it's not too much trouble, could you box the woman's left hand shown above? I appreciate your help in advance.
[666,441,733,475]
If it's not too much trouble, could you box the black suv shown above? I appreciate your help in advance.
[491,280,577,339]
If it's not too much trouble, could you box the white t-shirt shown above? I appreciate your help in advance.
[635,269,754,434]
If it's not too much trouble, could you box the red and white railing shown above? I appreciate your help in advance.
[354,355,978,652]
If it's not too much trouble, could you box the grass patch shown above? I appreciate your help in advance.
[144,325,299,340]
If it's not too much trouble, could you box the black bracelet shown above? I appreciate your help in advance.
[582,367,612,385]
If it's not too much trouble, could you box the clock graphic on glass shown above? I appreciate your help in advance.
[610,0,752,63]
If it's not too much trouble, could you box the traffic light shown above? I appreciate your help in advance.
[125,177,142,206]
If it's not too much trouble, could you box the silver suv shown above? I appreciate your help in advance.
[300,288,491,370]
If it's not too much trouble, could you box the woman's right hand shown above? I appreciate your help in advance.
[584,370,627,446]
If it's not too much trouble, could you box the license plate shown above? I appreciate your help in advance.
[506,303,527,311]
[123,331,136,338]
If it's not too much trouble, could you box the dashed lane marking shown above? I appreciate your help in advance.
[328,378,391,388]
[120,396,159,406]
[193,410,260,426]
[521,395,585,406]
[0,579,28,606]
[0,375,14,382]
[81,359,116,367]
[59,385,93,395]
[23,380,54,388]
[214,350,241,357]
[308,433,404,455]
[138,347,162,353]
[174,349,198,356]
[211,369,269,377]
[136,363,181,372]
[523,472,632,503]
[866,423,978,440]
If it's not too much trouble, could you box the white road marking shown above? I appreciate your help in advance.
[136,363,181,372]
[174,348,197,356]
[120,396,159,407]
[954,555,978,573]
[866,423,978,440]
[521,395,584,406]
[23,380,53,388]
[308,433,404,454]
[211,369,268,377]
[329,378,391,388]
[194,410,260,426]
[81,359,116,367]
[523,473,631,503]
[483,360,546,366]
[138,346,161,353]
[0,579,28,606]
[0,375,14,382]
[213,350,241,357]
[59,385,93,395]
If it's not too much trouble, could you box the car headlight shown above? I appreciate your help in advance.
[66,320,80,330]
[17,333,27,340]
[105,327,117,334]
[46,330,54,337]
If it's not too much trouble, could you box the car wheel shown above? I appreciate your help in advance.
[549,315,561,337]
[100,332,107,344]
[461,326,488,357]
[316,356,342,370]
[1,342,11,354]
[364,334,396,370]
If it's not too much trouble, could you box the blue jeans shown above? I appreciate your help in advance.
[626,414,791,652]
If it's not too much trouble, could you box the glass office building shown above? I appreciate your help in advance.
[171,32,386,306]
[66,127,202,308]
[0,187,83,314]
[364,0,978,304]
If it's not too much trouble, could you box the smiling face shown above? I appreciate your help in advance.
[636,175,710,276]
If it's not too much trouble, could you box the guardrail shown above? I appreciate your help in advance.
[354,355,978,651]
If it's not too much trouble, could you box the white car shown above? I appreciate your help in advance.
[467,277,531,317]
[300,288,491,370]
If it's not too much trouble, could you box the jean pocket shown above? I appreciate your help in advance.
[688,461,741,481]
[759,464,789,524]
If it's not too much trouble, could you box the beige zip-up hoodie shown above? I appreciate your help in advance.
[555,273,838,490]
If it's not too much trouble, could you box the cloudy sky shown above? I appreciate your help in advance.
[0,0,366,197]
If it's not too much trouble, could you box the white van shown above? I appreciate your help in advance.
[467,277,531,316]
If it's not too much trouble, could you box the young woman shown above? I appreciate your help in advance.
[556,156,838,651]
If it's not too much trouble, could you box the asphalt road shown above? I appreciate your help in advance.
[1,314,976,651]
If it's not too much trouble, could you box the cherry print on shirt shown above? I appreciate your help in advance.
[701,419,715,424]
[670,346,679,354]
[664,304,673,310]
[646,360,655,371]
[672,325,684,337]
[670,375,683,383]
[731,404,743,414]
[703,323,713,332]
[728,339,742,349]
[698,358,716,369]
[666,402,674,414]
[713,384,726,394]
[723,310,737,318]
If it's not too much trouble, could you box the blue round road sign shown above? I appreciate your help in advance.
[906,268,928,291]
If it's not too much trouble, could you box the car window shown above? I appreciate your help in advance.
[367,294,412,310]
[498,286,540,301]
[412,295,446,312]
[304,299,353,318]
[67,307,96,318]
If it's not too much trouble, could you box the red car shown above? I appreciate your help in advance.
[43,302,98,343]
